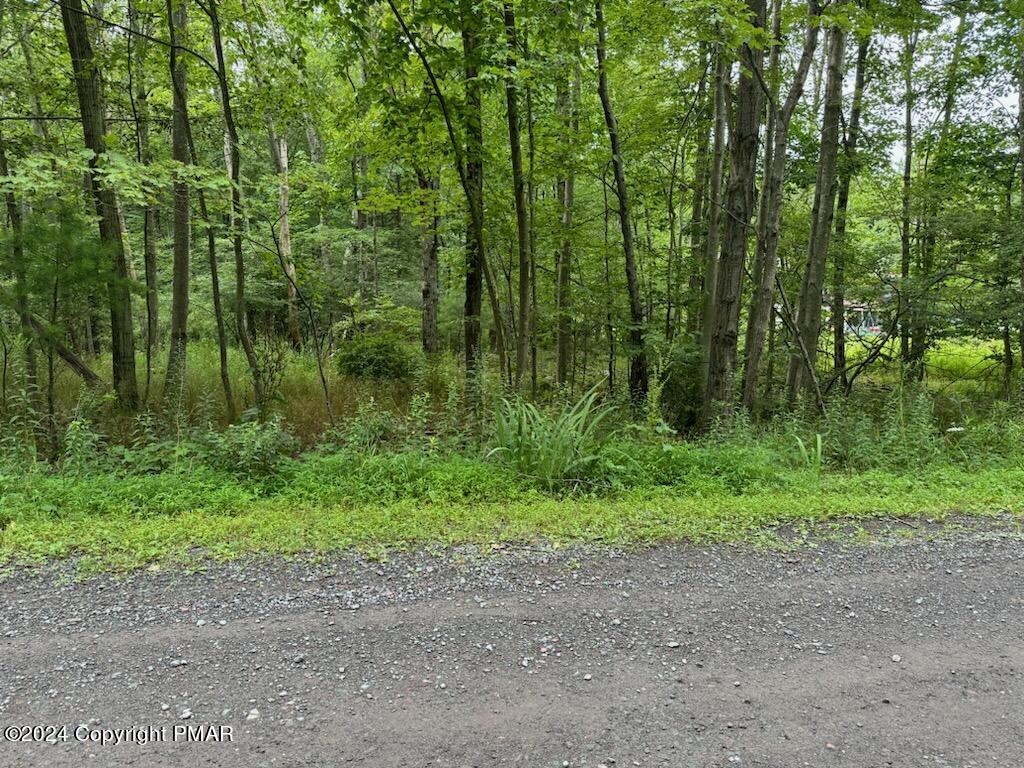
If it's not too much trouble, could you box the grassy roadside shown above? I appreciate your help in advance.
[4,384,1024,573]
[2,464,1021,572]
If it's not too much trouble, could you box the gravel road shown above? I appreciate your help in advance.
[1,521,1022,768]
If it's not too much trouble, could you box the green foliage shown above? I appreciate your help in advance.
[879,388,942,470]
[326,397,403,453]
[489,388,623,492]
[793,434,824,472]
[60,419,104,476]
[336,334,417,380]
[659,339,704,431]
[195,416,299,480]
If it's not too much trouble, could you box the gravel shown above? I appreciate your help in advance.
[1,519,1022,767]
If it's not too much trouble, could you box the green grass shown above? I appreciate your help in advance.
[2,458,1020,573]
[3,338,1023,574]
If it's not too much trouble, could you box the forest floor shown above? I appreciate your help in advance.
[1,516,1022,767]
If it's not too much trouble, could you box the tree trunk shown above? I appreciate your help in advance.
[417,170,440,355]
[503,2,531,391]
[899,29,917,363]
[555,65,579,388]
[164,0,191,406]
[699,48,728,369]
[209,0,263,408]
[701,0,766,424]
[831,36,869,390]
[595,0,647,403]
[741,1,821,411]
[269,127,301,350]
[685,44,711,336]
[785,21,846,404]
[0,130,38,401]
[60,0,138,409]
[128,1,159,403]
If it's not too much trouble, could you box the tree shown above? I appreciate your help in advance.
[595,0,647,403]
[164,0,191,404]
[702,0,766,423]
[786,16,847,405]
[59,0,139,409]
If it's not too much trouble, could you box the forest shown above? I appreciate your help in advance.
[1,0,1023,566]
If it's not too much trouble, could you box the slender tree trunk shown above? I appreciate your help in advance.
[831,36,869,390]
[417,170,440,355]
[595,0,647,402]
[0,131,38,401]
[899,29,917,363]
[503,2,531,390]
[786,21,846,404]
[700,48,728,368]
[742,1,821,411]
[209,0,262,407]
[462,15,485,402]
[555,66,579,388]
[128,1,159,403]
[701,0,766,424]
[60,0,138,409]
[164,0,190,406]
[269,127,301,350]
[685,44,711,336]
[1018,39,1024,376]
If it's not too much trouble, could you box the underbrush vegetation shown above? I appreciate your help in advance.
[1,366,1023,571]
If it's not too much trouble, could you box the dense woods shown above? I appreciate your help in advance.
[1,0,1023,445]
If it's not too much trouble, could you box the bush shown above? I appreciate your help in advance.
[489,388,624,492]
[336,334,416,380]
[659,338,704,431]
[283,451,530,506]
[196,416,299,479]
[878,388,942,470]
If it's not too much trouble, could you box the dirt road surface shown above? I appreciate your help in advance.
[2,523,1022,767]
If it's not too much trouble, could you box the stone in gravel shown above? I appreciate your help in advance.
[197,619,207,627]
[892,654,902,663]
[180,709,192,719]
[246,709,260,721]
[584,674,593,681]
[667,641,680,648]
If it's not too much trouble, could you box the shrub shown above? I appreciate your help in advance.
[659,338,704,431]
[196,416,299,479]
[336,334,416,380]
[879,387,942,470]
[327,398,403,454]
[489,388,624,492]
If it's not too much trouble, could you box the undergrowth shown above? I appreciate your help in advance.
[1,377,1022,570]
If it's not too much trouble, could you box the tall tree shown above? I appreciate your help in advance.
[831,35,870,389]
[59,0,139,409]
[207,0,263,407]
[786,19,847,404]
[164,0,191,404]
[741,0,822,411]
[503,1,531,390]
[595,0,647,402]
[701,0,766,423]
[417,169,440,355]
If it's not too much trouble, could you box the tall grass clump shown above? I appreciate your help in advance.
[489,388,623,491]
